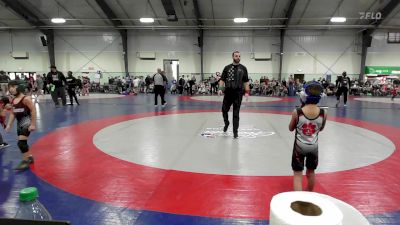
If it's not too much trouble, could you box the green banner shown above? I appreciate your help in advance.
[365,66,400,75]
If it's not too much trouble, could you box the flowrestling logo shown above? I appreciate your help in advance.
[201,126,275,139]
[359,12,382,20]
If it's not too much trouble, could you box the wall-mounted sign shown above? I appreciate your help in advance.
[365,66,400,75]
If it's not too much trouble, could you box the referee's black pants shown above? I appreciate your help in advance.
[336,87,348,104]
[222,89,243,134]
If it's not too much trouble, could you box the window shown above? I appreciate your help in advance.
[387,32,400,43]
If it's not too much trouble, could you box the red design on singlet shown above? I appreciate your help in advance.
[301,123,317,136]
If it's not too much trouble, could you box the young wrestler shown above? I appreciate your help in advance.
[289,81,327,191]
[5,81,37,170]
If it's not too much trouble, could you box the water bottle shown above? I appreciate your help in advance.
[14,187,52,220]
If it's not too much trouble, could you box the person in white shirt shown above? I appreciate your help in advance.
[133,77,140,94]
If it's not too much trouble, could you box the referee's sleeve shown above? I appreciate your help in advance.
[243,66,249,82]
[221,66,227,82]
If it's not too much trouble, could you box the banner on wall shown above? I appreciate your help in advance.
[365,66,400,75]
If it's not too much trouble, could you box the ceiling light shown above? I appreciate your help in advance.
[51,18,66,24]
[234,18,248,23]
[140,18,154,23]
[330,17,346,23]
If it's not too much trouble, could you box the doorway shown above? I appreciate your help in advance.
[163,59,179,84]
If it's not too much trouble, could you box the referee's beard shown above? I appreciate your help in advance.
[233,58,240,64]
